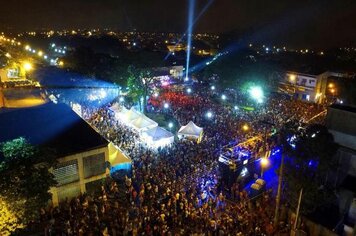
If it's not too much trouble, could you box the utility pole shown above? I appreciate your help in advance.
[291,188,303,236]
[274,152,285,228]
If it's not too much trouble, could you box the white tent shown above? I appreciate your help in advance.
[141,126,174,148]
[178,121,203,142]
[109,103,121,114]
[129,114,158,132]
[119,107,141,123]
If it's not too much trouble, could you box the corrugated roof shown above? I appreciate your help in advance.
[0,102,108,158]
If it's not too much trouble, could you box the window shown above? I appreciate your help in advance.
[83,153,106,178]
[53,160,79,186]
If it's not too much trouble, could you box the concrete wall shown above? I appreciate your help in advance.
[49,145,109,206]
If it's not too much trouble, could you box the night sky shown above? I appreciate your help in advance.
[0,0,355,48]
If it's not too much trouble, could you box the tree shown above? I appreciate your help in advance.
[281,124,339,215]
[127,66,154,113]
[0,138,57,233]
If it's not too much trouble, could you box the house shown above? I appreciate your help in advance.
[0,102,131,206]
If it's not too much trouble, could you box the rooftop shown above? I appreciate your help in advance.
[329,104,356,113]
[0,102,108,158]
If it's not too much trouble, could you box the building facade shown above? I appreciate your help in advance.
[0,102,131,206]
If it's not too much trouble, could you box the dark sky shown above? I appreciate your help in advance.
[0,0,355,48]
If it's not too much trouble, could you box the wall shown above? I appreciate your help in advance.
[49,145,109,206]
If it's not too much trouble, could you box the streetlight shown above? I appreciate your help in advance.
[242,124,249,132]
[328,83,334,89]
[37,51,43,57]
[23,62,33,71]
[289,74,296,82]
[249,86,264,102]
[168,122,173,130]
[206,111,213,119]
[187,88,192,94]
[164,103,169,109]
[211,85,215,90]
[221,94,227,100]
[260,158,269,177]
[58,61,64,67]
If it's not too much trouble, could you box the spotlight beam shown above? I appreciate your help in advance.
[164,0,214,60]
[185,0,196,80]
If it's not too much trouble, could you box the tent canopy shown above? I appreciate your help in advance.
[118,107,141,122]
[109,103,121,114]
[143,126,174,141]
[142,126,174,148]
[130,114,158,132]
[108,142,132,166]
[178,121,203,137]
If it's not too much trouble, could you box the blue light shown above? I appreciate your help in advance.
[185,0,196,80]
[211,85,215,90]
[206,111,213,118]
[187,88,192,93]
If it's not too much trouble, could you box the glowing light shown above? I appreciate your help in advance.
[234,105,238,110]
[58,61,64,67]
[240,167,248,177]
[242,124,249,131]
[168,122,173,128]
[51,43,55,48]
[32,49,36,53]
[187,88,192,93]
[206,111,213,118]
[211,85,215,90]
[25,45,30,50]
[23,62,33,71]
[328,83,334,88]
[44,55,48,59]
[133,42,136,46]
[185,0,196,80]
[119,97,124,102]
[221,94,227,100]
[289,74,296,82]
[260,158,269,167]
[153,92,159,97]
[5,53,11,58]
[164,103,169,109]
[249,86,264,101]
[37,51,43,57]
[184,77,189,81]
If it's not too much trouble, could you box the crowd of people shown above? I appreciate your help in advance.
[28,84,326,235]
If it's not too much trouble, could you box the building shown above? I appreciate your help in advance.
[279,71,354,104]
[0,102,131,206]
[326,104,356,234]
